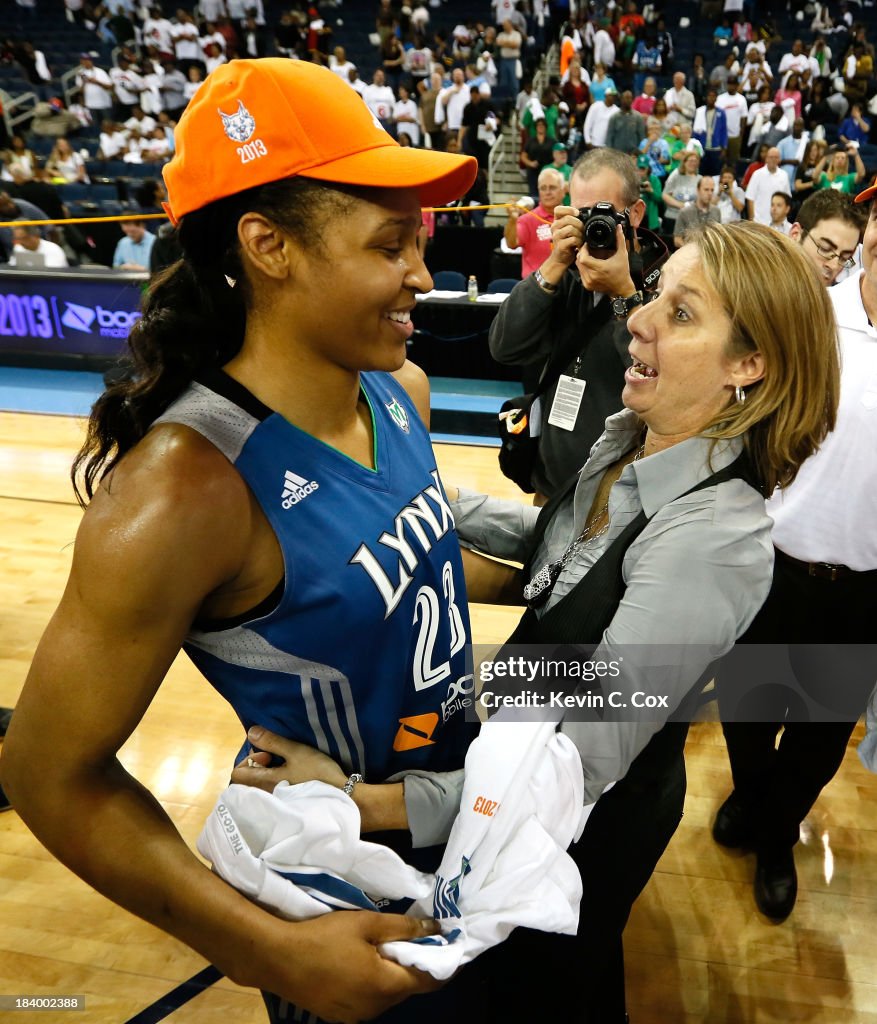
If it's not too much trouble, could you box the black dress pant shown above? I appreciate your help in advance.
[718,549,877,852]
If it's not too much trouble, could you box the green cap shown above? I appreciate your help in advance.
[637,154,650,168]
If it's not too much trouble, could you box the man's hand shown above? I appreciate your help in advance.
[543,203,584,279]
[575,224,636,296]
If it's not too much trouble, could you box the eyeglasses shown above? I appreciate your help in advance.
[804,234,857,270]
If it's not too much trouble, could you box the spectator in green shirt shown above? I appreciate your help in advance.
[667,124,704,173]
[521,87,560,140]
[814,145,867,195]
[637,153,664,231]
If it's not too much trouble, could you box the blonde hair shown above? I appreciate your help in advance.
[682,150,701,174]
[690,222,839,494]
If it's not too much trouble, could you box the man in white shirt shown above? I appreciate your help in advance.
[739,45,773,101]
[143,6,174,58]
[496,18,522,99]
[110,55,144,120]
[768,191,793,235]
[745,147,791,223]
[778,39,812,89]
[716,76,748,166]
[492,0,515,22]
[715,178,877,922]
[712,165,746,222]
[593,20,615,69]
[139,59,165,116]
[435,67,470,138]
[346,67,367,98]
[583,87,618,148]
[98,119,128,159]
[76,54,114,124]
[124,106,156,135]
[393,85,421,147]
[171,10,201,72]
[363,69,396,132]
[328,46,356,82]
[663,71,696,128]
[777,117,809,188]
[9,225,68,268]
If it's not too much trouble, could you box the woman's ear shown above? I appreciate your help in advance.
[237,212,292,282]
[729,349,765,389]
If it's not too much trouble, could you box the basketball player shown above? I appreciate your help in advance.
[2,60,479,1024]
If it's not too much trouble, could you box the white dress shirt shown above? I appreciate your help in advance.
[767,273,877,570]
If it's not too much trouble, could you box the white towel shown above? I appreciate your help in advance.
[383,719,587,977]
[197,724,587,980]
[197,781,433,920]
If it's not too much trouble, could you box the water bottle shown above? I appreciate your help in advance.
[468,275,478,302]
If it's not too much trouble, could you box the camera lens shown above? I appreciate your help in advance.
[584,215,616,251]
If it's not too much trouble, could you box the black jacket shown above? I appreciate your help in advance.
[488,230,667,497]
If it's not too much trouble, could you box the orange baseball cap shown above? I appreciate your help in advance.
[162,59,477,222]
[855,175,877,205]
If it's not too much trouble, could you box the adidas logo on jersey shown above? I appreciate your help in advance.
[281,469,319,509]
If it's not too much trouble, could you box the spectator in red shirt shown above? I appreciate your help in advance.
[632,76,658,116]
[504,168,566,278]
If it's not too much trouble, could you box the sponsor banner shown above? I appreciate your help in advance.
[464,643,877,724]
[0,272,144,358]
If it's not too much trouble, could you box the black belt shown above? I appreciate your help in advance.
[776,548,863,581]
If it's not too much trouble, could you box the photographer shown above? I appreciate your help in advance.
[489,148,669,502]
[713,165,746,223]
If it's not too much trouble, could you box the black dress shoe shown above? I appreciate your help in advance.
[0,706,12,738]
[712,792,755,849]
[0,783,11,813]
[754,847,797,921]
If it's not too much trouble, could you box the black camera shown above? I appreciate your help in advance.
[578,202,632,256]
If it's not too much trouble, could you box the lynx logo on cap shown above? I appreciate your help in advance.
[219,100,256,143]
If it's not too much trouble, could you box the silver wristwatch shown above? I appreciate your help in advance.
[610,290,644,319]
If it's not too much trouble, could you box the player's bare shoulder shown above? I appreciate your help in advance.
[79,423,255,585]
[390,359,431,427]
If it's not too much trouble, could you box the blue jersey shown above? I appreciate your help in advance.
[156,369,476,782]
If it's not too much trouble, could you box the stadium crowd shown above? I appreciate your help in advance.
[0,0,874,267]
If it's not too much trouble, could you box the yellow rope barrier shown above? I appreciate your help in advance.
[2,203,549,230]
[423,202,554,225]
[0,213,168,229]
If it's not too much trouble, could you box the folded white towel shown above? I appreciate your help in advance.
[197,722,588,981]
[197,781,433,921]
[382,720,587,977]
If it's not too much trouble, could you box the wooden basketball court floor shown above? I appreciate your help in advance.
[1,409,876,1024]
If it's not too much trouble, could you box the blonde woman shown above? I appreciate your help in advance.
[443,221,839,1021]
[44,137,89,184]
[814,143,867,193]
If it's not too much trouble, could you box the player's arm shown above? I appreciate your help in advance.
[1,429,437,1022]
